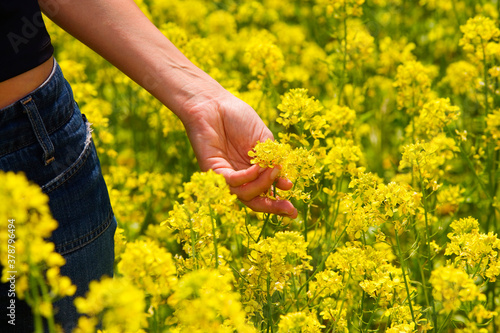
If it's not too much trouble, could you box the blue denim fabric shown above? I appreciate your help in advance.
[0,59,116,332]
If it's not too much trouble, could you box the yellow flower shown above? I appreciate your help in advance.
[0,171,75,316]
[309,269,344,299]
[419,0,452,11]
[326,21,375,71]
[205,10,237,37]
[377,36,416,75]
[460,16,500,61]
[435,185,465,216]
[246,231,312,297]
[244,32,284,86]
[409,98,460,140]
[317,0,366,19]
[442,61,479,96]
[385,322,416,333]
[430,265,486,313]
[117,239,177,308]
[168,269,256,333]
[248,139,319,200]
[399,135,458,189]
[445,217,500,281]
[277,88,323,131]
[278,311,324,333]
[74,276,147,333]
[486,109,500,150]
[323,137,365,181]
[393,60,434,114]
[105,167,183,236]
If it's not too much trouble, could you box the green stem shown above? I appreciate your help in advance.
[29,270,43,333]
[394,230,416,324]
[482,42,489,118]
[363,293,383,333]
[303,203,310,293]
[257,213,271,243]
[209,206,219,269]
[417,175,437,327]
[451,0,461,28]
[447,126,499,212]
[338,5,348,105]
[284,225,348,314]
[185,207,198,269]
[37,274,56,333]
[437,310,454,333]
[266,272,273,333]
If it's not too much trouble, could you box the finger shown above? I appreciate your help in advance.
[275,177,293,191]
[241,196,298,219]
[220,164,264,187]
[230,167,281,202]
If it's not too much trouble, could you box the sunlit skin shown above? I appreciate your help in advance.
[38,0,297,218]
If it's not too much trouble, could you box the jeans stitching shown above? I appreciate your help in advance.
[55,209,114,256]
[21,97,56,164]
[0,97,74,158]
[41,137,93,194]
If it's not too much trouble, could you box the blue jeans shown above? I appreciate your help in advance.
[0,59,116,332]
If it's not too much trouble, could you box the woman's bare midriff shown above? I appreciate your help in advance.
[0,56,54,109]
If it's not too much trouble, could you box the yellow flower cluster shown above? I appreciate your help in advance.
[246,231,312,296]
[377,36,416,75]
[105,166,183,237]
[117,239,178,308]
[419,0,452,12]
[276,88,323,135]
[409,98,460,140]
[328,22,376,71]
[442,61,479,96]
[342,173,421,236]
[399,136,458,189]
[162,170,242,269]
[0,172,75,325]
[486,109,500,150]
[74,276,147,333]
[445,217,500,281]
[322,137,365,182]
[317,0,366,18]
[435,185,465,216]
[277,311,324,333]
[430,265,486,313]
[393,60,434,114]
[459,16,500,62]
[248,138,318,200]
[244,33,285,86]
[168,269,256,333]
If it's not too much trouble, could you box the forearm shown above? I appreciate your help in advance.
[38,0,223,123]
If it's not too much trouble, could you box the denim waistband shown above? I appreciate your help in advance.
[0,59,74,158]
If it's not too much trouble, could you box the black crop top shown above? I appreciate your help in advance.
[0,0,54,82]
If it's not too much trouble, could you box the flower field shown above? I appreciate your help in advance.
[2,0,500,332]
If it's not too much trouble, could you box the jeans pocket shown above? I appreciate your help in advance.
[41,113,93,194]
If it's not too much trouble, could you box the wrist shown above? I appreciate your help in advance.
[148,55,228,124]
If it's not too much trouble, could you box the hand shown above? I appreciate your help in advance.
[180,90,298,218]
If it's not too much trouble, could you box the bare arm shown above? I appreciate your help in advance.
[39,0,214,121]
[39,0,298,218]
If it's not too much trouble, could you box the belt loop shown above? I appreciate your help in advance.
[20,96,56,165]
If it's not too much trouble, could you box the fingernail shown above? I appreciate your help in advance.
[270,167,280,180]
[258,167,266,174]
